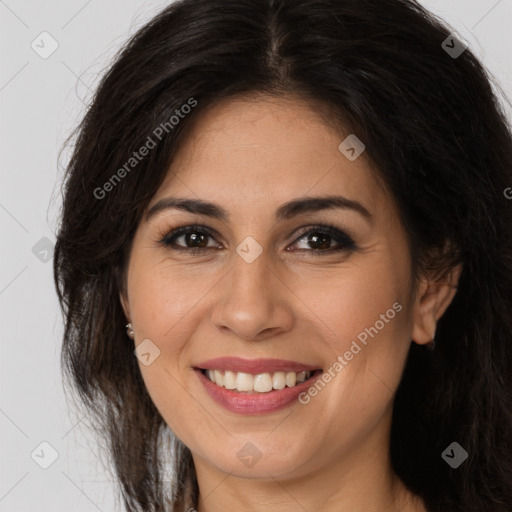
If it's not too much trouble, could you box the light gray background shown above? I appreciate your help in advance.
[1,1,511,510]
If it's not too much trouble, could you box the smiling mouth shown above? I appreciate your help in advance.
[198,368,323,393]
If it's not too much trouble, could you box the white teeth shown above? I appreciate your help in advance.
[214,370,224,386]
[253,373,273,392]
[203,369,313,393]
[224,370,236,389]
[235,372,253,392]
[285,372,296,387]
[296,371,307,383]
[272,371,286,390]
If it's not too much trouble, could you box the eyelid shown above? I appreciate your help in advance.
[291,222,354,242]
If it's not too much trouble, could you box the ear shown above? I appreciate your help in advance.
[119,290,130,321]
[116,265,131,321]
[411,263,463,345]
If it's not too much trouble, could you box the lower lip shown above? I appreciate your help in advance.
[195,368,322,415]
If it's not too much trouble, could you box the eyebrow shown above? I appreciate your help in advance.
[145,195,372,223]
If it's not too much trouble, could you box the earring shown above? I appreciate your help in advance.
[126,323,134,339]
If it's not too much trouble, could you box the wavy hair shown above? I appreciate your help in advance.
[53,0,512,510]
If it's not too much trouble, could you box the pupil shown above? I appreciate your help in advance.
[309,233,330,250]
[187,232,207,247]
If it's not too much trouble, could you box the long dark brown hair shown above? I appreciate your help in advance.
[53,0,512,510]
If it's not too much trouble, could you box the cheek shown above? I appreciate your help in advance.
[298,258,412,417]
[128,256,206,345]
[298,257,410,352]
[126,262,213,440]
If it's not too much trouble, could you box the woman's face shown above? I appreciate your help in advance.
[120,95,437,481]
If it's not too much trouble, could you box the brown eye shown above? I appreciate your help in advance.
[159,223,356,256]
[160,225,221,251]
[289,224,356,254]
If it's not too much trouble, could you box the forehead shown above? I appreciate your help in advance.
[150,94,389,217]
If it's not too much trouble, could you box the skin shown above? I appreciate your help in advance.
[120,94,461,512]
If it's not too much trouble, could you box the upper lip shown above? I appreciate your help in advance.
[195,357,321,374]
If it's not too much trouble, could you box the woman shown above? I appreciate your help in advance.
[53,0,512,510]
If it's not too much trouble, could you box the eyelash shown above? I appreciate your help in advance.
[158,223,357,256]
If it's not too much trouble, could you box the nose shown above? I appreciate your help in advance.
[210,247,295,342]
